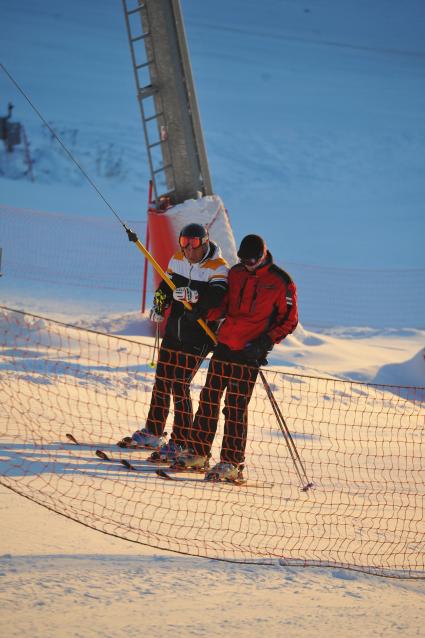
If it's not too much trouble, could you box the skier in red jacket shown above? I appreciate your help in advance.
[175,234,298,481]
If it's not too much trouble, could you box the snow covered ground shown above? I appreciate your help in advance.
[1,489,424,638]
[0,306,424,638]
[1,0,425,636]
[1,490,425,638]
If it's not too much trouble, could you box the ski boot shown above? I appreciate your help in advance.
[117,428,166,449]
[146,440,187,463]
[205,462,240,483]
[171,450,209,473]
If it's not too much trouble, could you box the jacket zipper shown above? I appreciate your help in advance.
[238,279,248,308]
[250,281,259,311]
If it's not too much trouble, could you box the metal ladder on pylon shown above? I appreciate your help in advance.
[122,0,175,206]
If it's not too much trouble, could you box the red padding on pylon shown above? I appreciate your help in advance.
[147,208,179,290]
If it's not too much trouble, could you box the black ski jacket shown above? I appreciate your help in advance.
[155,241,229,354]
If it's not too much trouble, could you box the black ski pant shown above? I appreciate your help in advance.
[145,340,204,446]
[189,352,259,466]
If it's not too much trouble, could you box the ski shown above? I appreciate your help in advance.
[117,433,168,449]
[101,455,204,475]
[95,450,273,487]
[95,449,112,461]
[66,433,114,449]
[145,458,170,465]
[118,459,202,474]
[155,469,208,482]
[67,432,167,456]
[67,434,153,462]
[95,449,136,470]
[121,458,137,470]
[95,450,174,473]
[155,469,272,488]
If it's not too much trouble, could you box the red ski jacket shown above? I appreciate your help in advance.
[208,253,298,351]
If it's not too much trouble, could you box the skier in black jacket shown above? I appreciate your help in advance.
[119,223,228,463]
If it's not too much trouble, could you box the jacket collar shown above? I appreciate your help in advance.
[242,251,273,275]
[200,241,218,264]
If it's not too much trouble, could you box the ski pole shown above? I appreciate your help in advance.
[262,369,312,490]
[125,226,218,345]
[259,369,313,491]
[149,323,160,368]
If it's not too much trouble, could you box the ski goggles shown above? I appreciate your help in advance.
[239,255,261,266]
[239,247,267,268]
[179,235,208,249]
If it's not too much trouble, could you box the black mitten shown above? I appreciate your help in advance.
[243,334,273,362]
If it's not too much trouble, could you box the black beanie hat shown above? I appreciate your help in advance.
[237,234,266,260]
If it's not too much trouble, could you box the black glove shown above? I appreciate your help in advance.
[243,334,273,362]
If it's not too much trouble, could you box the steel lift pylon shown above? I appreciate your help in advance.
[122,0,213,207]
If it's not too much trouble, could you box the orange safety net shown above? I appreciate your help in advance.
[1,306,424,578]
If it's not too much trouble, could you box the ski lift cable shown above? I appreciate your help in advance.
[0,62,217,343]
[0,62,126,228]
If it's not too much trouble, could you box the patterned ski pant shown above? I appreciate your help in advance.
[145,344,203,445]
[189,353,259,466]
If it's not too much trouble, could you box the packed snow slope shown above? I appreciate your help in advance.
[0,307,425,638]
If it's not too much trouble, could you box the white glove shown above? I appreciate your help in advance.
[173,286,199,304]
[149,307,164,323]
